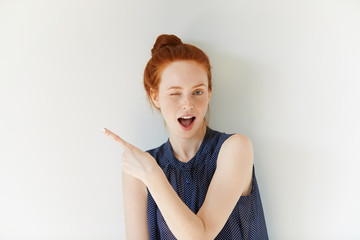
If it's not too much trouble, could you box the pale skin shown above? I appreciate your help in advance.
[102,60,254,240]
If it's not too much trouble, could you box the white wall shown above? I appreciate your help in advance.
[1,0,359,239]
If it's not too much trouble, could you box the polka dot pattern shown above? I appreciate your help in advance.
[146,127,268,239]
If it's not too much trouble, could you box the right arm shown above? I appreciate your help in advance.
[122,170,149,240]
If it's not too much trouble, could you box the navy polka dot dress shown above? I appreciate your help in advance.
[146,127,268,239]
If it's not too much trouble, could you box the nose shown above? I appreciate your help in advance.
[182,94,193,110]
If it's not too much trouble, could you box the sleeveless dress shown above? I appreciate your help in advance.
[146,127,268,239]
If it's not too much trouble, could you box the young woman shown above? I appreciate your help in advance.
[102,34,268,239]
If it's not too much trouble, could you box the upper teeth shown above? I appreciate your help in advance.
[182,116,193,119]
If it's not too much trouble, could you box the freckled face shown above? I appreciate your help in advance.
[151,60,211,138]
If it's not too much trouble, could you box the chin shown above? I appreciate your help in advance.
[179,123,205,138]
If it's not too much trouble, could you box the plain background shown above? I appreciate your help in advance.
[1,0,359,239]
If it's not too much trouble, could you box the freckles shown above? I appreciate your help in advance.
[195,97,209,105]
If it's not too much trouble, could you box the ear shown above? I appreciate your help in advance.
[150,88,161,109]
[208,88,212,102]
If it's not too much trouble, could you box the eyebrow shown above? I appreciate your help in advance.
[168,83,206,90]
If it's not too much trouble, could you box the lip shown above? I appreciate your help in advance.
[177,114,196,131]
[178,113,195,118]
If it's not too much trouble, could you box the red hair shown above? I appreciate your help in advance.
[144,34,212,109]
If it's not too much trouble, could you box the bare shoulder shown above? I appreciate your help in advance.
[217,133,254,196]
[218,133,254,165]
[222,133,254,153]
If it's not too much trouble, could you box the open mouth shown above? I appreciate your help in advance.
[178,116,196,129]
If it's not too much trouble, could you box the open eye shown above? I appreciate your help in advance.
[194,90,203,95]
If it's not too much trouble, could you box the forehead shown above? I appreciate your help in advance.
[159,61,208,89]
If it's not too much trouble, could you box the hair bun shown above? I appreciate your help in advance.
[151,34,183,56]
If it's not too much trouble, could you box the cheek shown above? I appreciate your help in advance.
[195,96,210,108]
[159,97,177,116]
[160,96,176,108]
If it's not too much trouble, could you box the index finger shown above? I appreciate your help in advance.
[101,128,131,149]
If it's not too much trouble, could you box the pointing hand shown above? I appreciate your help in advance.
[101,128,158,184]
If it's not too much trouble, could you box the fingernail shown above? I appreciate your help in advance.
[101,128,106,133]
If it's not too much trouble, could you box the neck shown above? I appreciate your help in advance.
[169,121,207,163]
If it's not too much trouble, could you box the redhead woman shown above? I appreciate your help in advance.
[102,34,268,240]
